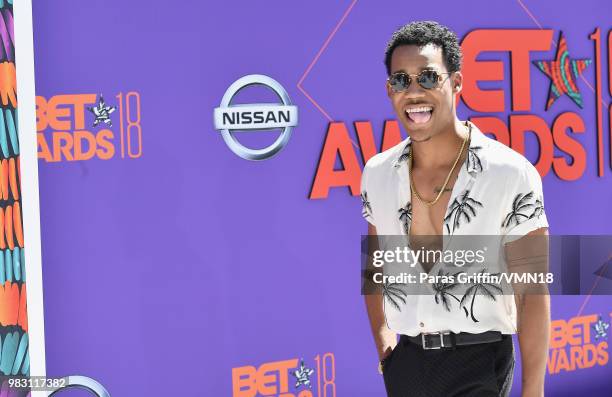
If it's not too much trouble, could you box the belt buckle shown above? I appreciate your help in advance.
[421,331,451,350]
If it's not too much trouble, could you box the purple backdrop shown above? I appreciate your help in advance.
[30,0,611,396]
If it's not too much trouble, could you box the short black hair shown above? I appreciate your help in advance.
[384,21,462,75]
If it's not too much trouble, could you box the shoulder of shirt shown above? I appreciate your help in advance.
[481,135,538,179]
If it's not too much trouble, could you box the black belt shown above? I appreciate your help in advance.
[401,331,503,350]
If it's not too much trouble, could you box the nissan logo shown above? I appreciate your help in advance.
[213,74,298,160]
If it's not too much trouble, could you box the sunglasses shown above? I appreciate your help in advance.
[388,70,451,92]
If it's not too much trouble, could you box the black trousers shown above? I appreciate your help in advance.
[382,334,515,397]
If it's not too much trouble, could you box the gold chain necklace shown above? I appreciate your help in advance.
[408,122,471,207]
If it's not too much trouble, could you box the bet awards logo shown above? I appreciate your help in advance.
[459,29,601,181]
[232,353,335,397]
[214,74,298,160]
[36,92,143,162]
[548,313,610,374]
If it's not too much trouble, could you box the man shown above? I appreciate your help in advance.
[361,21,550,397]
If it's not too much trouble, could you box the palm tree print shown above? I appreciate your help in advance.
[444,190,483,234]
[394,142,411,168]
[529,197,544,219]
[466,146,483,174]
[459,269,504,322]
[361,191,372,219]
[501,191,535,228]
[383,280,408,311]
[398,202,412,235]
[432,269,469,316]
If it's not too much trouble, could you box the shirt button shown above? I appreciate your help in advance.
[419,322,425,327]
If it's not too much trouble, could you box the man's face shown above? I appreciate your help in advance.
[387,43,462,142]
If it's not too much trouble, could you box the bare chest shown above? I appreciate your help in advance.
[408,168,462,272]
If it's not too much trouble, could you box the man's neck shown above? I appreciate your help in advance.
[410,119,468,170]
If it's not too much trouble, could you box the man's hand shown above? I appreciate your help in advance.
[365,292,398,360]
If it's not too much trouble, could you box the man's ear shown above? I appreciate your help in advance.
[386,80,393,98]
[451,71,463,94]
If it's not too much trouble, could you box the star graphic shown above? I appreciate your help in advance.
[291,359,314,389]
[87,94,117,127]
[593,315,610,340]
[533,32,591,110]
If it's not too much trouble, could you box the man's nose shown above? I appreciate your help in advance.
[403,77,427,99]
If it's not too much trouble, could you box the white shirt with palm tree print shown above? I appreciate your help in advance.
[360,120,548,336]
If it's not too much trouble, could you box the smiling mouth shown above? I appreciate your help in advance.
[405,106,434,124]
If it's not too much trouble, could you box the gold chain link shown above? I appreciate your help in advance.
[408,122,472,207]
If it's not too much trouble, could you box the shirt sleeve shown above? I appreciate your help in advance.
[501,160,549,244]
[360,162,376,227]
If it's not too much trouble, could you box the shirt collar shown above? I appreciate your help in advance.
[392,120,490,176]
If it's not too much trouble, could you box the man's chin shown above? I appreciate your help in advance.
[402,121,436,142]
[409,134,432,143]
[407,132,433,143]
